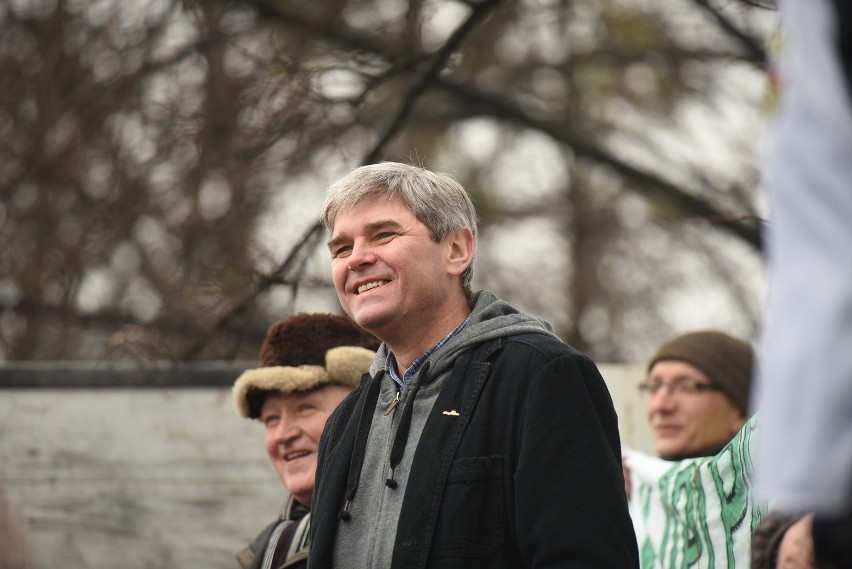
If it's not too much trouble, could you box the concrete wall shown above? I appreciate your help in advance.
[0,363,650,569]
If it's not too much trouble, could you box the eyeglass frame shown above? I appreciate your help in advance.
[637,379,725,396]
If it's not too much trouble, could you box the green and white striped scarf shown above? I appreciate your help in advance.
[624,417,767,568]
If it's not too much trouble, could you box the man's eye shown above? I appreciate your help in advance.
[332,245,352,258]
[263,417,279,428]
[376,232,395,241]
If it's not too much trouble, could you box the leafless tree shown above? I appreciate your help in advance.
[0,0,774,365]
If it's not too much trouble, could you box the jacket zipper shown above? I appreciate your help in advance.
[383,390,401,416]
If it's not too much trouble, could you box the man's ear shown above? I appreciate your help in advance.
[445,227,475,277]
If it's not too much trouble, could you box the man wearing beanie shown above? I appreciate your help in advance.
[622,330,761,569]
[642,329,754,460]
[232,313,380,569]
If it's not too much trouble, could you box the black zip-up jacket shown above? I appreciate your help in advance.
[309,333,639,569]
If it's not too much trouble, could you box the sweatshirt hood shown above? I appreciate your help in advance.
[369,289,561,379]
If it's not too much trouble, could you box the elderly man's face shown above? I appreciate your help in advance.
[260,384,351,507]
[645,360,746,460]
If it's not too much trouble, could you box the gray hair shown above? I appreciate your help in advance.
[321,162,479,300]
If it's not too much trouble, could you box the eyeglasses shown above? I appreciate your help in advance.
[637,380,724,396]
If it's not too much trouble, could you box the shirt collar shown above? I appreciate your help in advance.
[385,313,472,389]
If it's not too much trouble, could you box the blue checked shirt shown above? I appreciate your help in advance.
[385,314,472,389]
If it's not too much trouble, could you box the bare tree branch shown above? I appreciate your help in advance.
[178,220,326,359]
[434,76,763,249]
[688,0,768,66]
[362,0,503,164]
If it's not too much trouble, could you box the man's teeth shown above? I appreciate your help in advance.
[357,280,387,294]
[284,451,310,461]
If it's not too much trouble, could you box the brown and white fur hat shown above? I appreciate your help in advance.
[233,313,381,419]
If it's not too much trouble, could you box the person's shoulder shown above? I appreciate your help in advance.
[494,332,600,377]
[237,517,290,568]
[502,331,587,360]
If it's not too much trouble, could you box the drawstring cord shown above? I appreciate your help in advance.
[385,367,426,487]
[338,373,382,521]
[337,361,431,520]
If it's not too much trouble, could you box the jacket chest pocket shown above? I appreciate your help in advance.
[430,455,504,559]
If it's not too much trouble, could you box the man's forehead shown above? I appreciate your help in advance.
[261,387,322,409]
[338,192,407,218]
[329,197,414,237]
[649,360,710,380]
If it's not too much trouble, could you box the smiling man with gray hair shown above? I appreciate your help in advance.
[308,162,638,569]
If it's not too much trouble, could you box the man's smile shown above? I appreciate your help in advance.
[283,449,312,462]
[356,280,388,294]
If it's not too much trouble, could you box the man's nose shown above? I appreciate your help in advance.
[648,386,677,412]
[347,240,377,270]
[273,420,301,442]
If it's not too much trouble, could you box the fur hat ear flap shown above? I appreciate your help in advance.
[233,313,380,419]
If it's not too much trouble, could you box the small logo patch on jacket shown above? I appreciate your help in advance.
[442,410,460,416]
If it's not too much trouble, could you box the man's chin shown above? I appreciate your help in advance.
[284,479,313,503]
[291,492,312,508]
[350,307,394,334]
[654,442,684,461]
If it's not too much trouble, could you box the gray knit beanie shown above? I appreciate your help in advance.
[647,330,755,413]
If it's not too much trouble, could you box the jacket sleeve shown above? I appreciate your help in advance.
[513,352,639,568]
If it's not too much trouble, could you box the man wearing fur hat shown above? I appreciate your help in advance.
[232,313,380,569]
[310,162,638,568]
